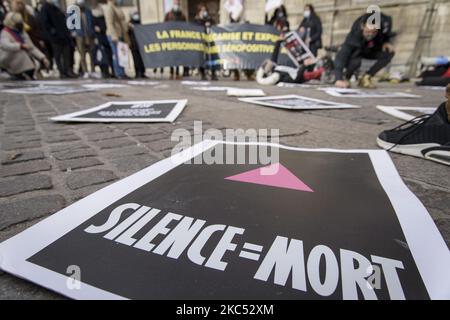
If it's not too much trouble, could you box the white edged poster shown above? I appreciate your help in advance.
[376,105,437,121]
[227,88,266,97]
[127,81,160,86]
[50,99,187,123]
[1,85,94,95]
[117,41,130,68]
[319,88,421,99]
[239,94,359,110]
[0,140,448,300]
[82,83,129,90]
[191,86,235,91]
[181,80,211,86]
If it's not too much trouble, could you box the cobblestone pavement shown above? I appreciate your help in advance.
[0,79,448,299]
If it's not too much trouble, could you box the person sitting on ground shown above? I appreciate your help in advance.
[377,84,450,166]
[416,56,450,87]
[256,37,326,86]
[334,13,395,89]
[0,12,49,80]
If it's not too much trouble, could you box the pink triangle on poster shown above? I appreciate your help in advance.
[225,163,314,192]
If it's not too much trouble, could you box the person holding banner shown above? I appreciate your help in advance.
[164,0,188,80]
[194,3,218,81]
[334,13,395,89]
[297,4,322,58]
[128,12,146,79]
[104,0,129,79]
[265,5,290,34]
[91,1,114,79]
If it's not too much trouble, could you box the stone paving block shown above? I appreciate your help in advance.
[58,158,103,171]
[66,169,117,190]
[95,138,135,150]
[102,145,148,159]
[52,148,98,160]
[0,175,52,197]
[0,195,66,230]
[0,160,51,177]
[45,134,80,144]
[3,126,36,134]
[1,150,45,165]
[2,140,41,151]
[135,132,168,143]
[50,142,90,153]
[86,131,127,141]
[111,154,159,173]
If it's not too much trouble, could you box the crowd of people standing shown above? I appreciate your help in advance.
[0,0,400,88]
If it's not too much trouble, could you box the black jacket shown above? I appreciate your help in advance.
[39,3,71,44]
[298,15,322,49]
[334,15,390,80]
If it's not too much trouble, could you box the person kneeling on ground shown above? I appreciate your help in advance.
[256,39,326,85]
[0,12,49,80]
[334,13,395,89]
[377,84,450,166]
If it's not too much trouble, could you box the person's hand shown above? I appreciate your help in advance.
[112,36,119,43]
[21,43,30,51]
[94,26,101,33]
[335,80,350,88]
[382,42,394,53]
[42,58,50,69]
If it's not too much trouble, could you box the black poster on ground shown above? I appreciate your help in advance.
[0,141,448,300]
[50,100,187,123]
[133,22,206,68]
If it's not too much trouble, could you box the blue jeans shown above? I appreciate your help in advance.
[107,36,125,78]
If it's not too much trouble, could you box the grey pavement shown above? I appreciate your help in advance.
[0,78,448,299]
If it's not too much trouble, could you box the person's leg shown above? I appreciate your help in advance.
[270,40,282,63]
[366,50,395,77]
[51,43,66,77]
[107,37,125,78]
[63,44,76,77]
[446,84,450,122]
[76,37,88,75]
[344,54,362,80]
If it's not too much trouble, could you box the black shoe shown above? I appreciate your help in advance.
[377,102,450,165]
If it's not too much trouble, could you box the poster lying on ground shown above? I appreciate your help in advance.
[239,94,359,110]
[1,86,93,95]
[320,88,421,98]
[227,88,266,97]
[376,106,437,121]
[50,100,187,123]
[0,140,448,299]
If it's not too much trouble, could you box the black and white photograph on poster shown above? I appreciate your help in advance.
[377,106,438,121]
[1,85,94,95]
[227,88,266,97]
[0,140,448,300]
[239,94,359,110]
[282,31,317,67]
[319,88,421,98]
[50,100,187,123]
